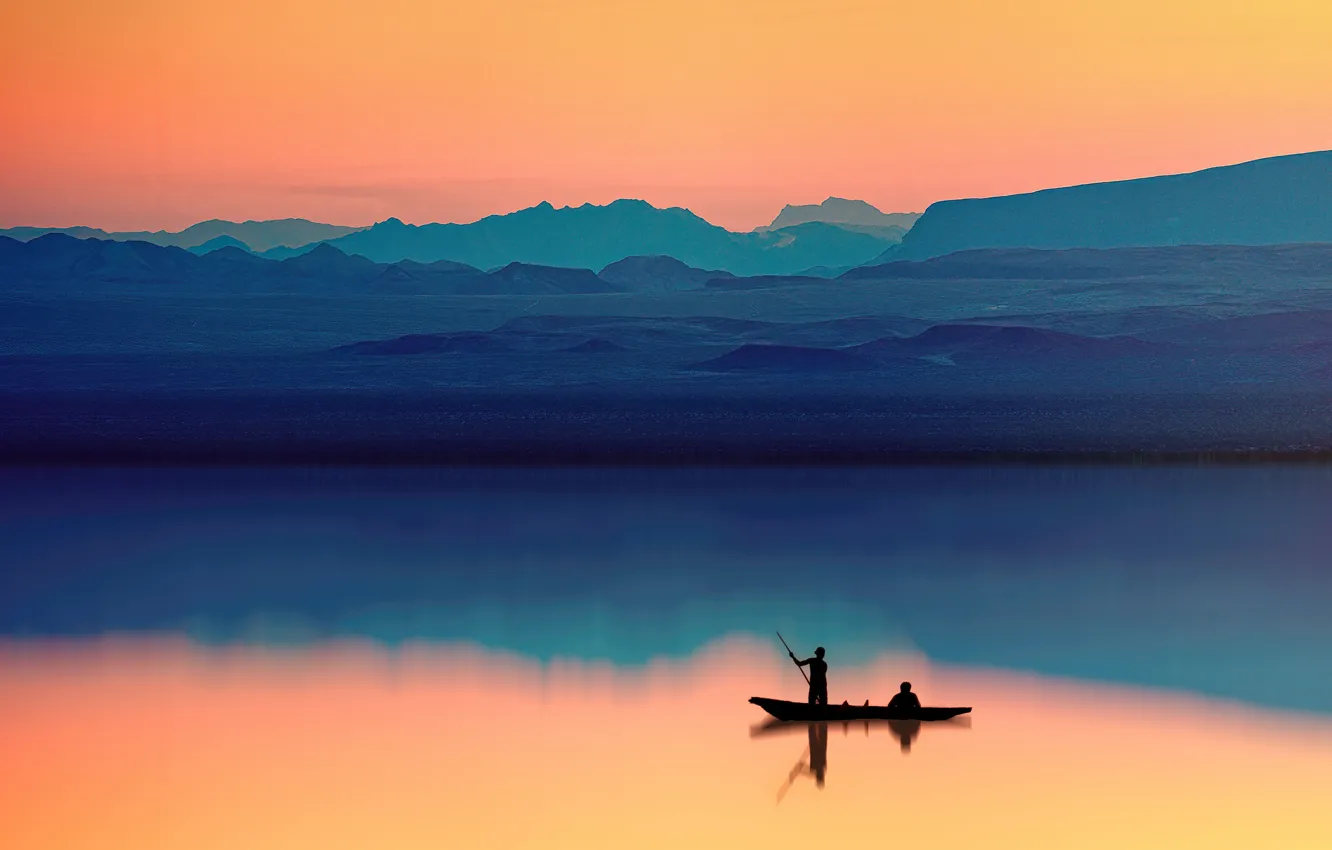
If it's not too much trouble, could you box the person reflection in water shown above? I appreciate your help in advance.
[888,681,921,712]
[808,722,828,787]
[790,646,828,705]
[888,719,921,754]
[781,721,830,799]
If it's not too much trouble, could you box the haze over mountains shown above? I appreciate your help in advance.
[0,219,365,253]
[298,199,902,276]
[763,197,920,238]
[892,149,1332,260]
[4,198,917,277]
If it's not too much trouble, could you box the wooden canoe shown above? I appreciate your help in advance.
[749,696,971,722]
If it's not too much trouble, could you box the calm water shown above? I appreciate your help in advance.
[2,466,1332,849]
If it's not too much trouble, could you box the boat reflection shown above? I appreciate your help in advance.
[750,713,971,746]
[754,713,972,801]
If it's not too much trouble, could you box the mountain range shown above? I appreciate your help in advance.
[286,199,902,276]
[11,224,1332,458]
[0,218,365,253]
[0,234,641,295]
[10,148,1330,276]
[10,230,1332,305]
[891,149,1332,260]
[2,200,914,277]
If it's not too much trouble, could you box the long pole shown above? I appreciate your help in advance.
[776,631,810,685]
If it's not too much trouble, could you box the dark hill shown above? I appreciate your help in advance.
[366,259,487,292]
[189,235,253,255]
[846,243,1332,281]
[495,315,777,347]
[705,274,830,290]
[693,344,874,373]
[560,338,632,353]
[204,245,269,268]
[854,325,1170,360]
[2,233,200,283]
[486,263,622,295]
[0,233,592,295]
[333,333,514,355]
[278,243,378,275]
[1142,310,1332,350]
[598,255,733,292]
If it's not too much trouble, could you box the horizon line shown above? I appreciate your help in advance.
[4,146,1327,236]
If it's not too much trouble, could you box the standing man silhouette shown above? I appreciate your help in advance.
[791,646,828,705]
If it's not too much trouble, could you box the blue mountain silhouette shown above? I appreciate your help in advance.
[0,218,364,253]
[315,200,896,275]
[189,235,253,255]
[891,150,1332,260]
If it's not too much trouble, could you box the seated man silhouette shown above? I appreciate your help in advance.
[790,646,828,705]
[888,681,921,712]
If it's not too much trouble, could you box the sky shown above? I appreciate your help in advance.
[3,0,1332,232]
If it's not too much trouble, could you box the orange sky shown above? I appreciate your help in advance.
[3,635,1332,850]
[3,0,1332,231]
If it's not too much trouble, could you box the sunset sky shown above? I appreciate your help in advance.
[3,0,1331,231]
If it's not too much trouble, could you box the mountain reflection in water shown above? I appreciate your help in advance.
[3,635,1332,850]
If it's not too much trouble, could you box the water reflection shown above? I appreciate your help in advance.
[775,722,828,802]
[889,718,920,753]
[7,466,1332,715]
[751,714,971,757]
[756,712,971,800]
[4,636,1332,850]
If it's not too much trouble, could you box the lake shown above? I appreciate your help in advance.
[2,466,1331,849]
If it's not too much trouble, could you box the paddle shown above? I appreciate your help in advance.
[775,746,810,805]
[776,631,810,686]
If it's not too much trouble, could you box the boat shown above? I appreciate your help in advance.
[749,696,971,722]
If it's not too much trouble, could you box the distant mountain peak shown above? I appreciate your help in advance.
[277,241,363,271]
[29,232,84,247]
[205,245,262,262]
[189,234,253,255]
[782,197,879,214]
[765,199,921,233]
